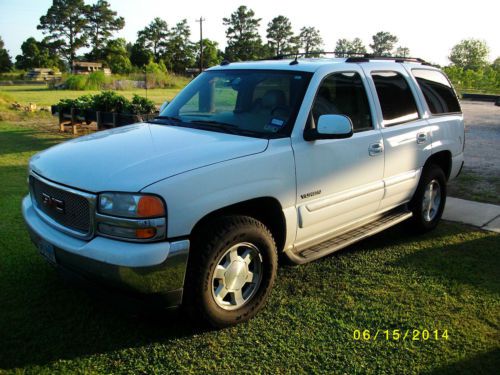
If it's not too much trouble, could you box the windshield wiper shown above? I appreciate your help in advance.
[187,120,248,135]
[154,115,181,122]
[187,120,265,137]
[188,119,237,128]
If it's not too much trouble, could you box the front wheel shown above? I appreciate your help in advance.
[185,216,278,328]
[409,164,447,232]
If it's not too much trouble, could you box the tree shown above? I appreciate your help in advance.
[137,17,169,62]
[351,38,367,54]
[492,57,500,71]
[370,31,398,56]
[223,6,264,61]
[37,0,89,66]
[86,0,125,60]
[103,38,132,74]
[0,36,13,72]
[266,15,294,56]
[449,39,489,71]
[395,46,410,57]
[163,19,196,73]
[130,41,153,68]
[298,27,323,54]
[334,37,367,56]
[15,37,62,70]
[196,39,223,69]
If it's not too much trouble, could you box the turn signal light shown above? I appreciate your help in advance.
[135,228,157,239]
[137,196,165,217]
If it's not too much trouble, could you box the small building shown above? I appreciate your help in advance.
[72,62,111,75]
[25,68,62,81]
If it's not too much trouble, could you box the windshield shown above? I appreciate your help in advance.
[158,69,312,138]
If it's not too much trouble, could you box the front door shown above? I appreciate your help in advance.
[292,69,384,248]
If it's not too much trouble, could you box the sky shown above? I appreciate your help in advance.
[0,0,499,66]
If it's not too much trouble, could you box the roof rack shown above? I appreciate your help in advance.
[267,51,430,66]
[345,54,430,65]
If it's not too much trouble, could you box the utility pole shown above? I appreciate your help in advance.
[196,17,205,73]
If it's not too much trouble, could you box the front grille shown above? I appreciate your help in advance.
[29,175,91,233]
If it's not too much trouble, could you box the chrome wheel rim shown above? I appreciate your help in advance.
[211,242,263,311]
[422,179,441,222]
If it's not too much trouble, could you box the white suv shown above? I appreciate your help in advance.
[23,56,464,327]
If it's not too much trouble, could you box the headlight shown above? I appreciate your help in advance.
[96,193,166,241]
[98,193,165,218]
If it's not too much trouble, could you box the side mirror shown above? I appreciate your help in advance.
[304,114,353,141]
[159,100,169,113]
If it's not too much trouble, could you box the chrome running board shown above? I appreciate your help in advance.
[285,207,412,264]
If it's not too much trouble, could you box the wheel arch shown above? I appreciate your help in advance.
[190,197,287,253]
[425,150,452,180]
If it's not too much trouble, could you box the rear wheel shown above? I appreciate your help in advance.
[185,216,277,328]
[409,164,447,232]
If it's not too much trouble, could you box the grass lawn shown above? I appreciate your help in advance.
[0,120,499,374]
[448,168,500,205]
[0,85,182,106]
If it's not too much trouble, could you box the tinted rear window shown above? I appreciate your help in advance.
[412,69,461,114]
[371,71,419,126]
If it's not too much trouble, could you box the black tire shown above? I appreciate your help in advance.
[184,215,278,328]
[409,164,447,232]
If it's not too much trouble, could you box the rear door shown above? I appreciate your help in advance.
[362,64,431,211]
[291,66,384,248]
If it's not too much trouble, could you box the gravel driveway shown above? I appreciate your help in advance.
[448,100,500,204]
[461,101,500,176]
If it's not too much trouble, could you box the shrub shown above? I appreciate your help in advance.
[85,71,107,90]
[125,94,156,114]
[63,72,108,90]
[55,92,158,115]
[92,91,129,113]
[65,75,87,90]
[55,95,94,113]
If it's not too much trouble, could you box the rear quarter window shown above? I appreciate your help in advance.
[412,69,461,115]
[371,71,419,126]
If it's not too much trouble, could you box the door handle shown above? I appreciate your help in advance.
[417,132,427,144]
[368,142,384,156]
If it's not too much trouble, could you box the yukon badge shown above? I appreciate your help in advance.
[300,190,321,199]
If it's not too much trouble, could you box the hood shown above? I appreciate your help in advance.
[30,123,269,192]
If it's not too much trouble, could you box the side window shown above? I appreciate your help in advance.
[311,72,372,132]
[412,69,461,114]
[371,71,419,126]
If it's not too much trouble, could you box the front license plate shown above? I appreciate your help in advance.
[36,238,56,264]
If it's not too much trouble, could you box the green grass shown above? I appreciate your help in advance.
[448,168,500,205]
[0,85,182,106]
[0,120,499,374]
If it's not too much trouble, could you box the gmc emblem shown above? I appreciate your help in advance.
[41,193,65,213]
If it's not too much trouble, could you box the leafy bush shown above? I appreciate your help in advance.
[63,72,108,90]
[64,75,87,90]
[92,91,129,113]
[125,94,156,114]
[55,92,157,115]
[444,64,500,94]
[86,71,107,90]
[56,95,95,112]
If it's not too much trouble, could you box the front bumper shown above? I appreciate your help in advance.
[22,195,189,307]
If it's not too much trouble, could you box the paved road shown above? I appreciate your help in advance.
[461,101,500,178]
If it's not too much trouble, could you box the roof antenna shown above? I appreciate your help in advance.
[289,53,299,65]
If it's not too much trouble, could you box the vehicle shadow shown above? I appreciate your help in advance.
[0,244,210,370]
[424,348,500,374]
[392,228,500,296]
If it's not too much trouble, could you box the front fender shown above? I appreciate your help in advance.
[142,138,296,239]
